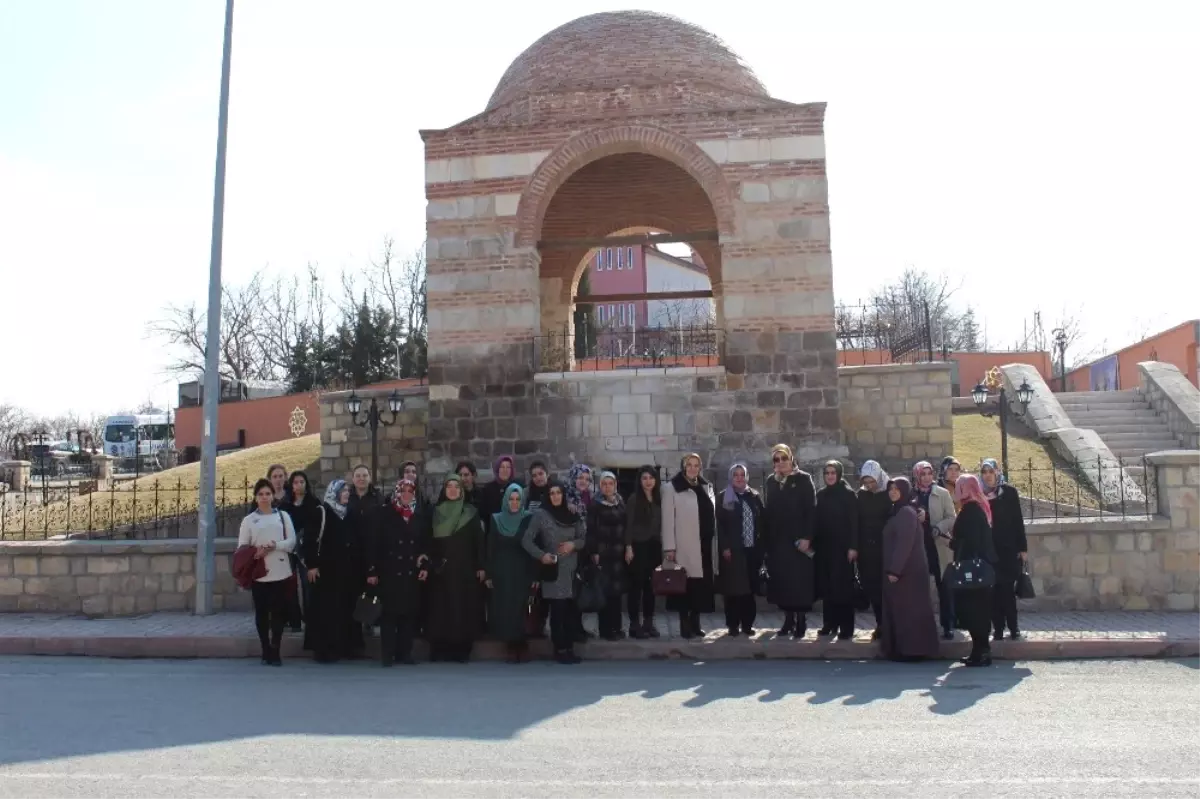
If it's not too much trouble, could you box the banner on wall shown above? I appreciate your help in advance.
[1090,355,1119,392]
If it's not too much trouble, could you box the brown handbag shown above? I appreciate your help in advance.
[652,565,688,596]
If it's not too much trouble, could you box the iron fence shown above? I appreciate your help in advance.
[835,301,940,364]
[534,323,723,373]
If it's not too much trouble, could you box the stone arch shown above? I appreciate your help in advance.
[514,123,736,249]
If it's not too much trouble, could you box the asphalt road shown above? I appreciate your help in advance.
[0,657,1197,798]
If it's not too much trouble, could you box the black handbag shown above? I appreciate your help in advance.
[755,562,770,597]
[944,558,996,590]
[575,564,608,612]
[851,565,871,612]
[1016,564,1036,599]
[538,558,560,584]
[353,592,382,625]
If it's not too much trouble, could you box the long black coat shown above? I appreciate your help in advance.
[988,485,1027,582]
[346,488,382,584]
[814,481,859,604]
[586,498,628,596]
[856,487,891,586]
[300,503,360,657]
[763,471,816,611]
[716,489,764,597]
[370,503,429,616]
[426,511,486,646]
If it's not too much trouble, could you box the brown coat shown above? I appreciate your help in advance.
[880,506,940,660]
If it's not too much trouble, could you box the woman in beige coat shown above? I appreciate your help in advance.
[662,454,718,639]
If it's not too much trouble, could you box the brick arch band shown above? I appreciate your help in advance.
[513,124,736,250]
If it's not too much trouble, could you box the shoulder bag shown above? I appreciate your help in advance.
[944,558,996,590]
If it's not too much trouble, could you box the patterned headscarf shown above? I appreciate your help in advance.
[391,478,418,520]
[859,460,890,492]
[323,479,348,519]
[566,463,592,520]
[979,458,1006,500]
[938,456,961,488]
[723,462,749,509]
[492,483,532,537]
[912,460,935,489]
[955,473,994,526]
[595,471,622,508]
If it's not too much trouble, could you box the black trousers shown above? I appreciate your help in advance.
[251,579,289,658]
[598,595,623,635]
[548,598,577,652]
[626,540,659,625]
[955,588,993,656]
[822,600,856,637]
[379,612,416,664]
[860,569,884,629]
[926,544,955,633]
[724,594,757,632]
[992,569,1020,635]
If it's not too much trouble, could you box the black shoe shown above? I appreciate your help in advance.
[727,627,740,637]
[837,632,854,642]
[555,650,581,665]
[965,654,992,668]
[993,631,1004,642]
[792,626,807,640]
[779,617,795,637]
[1010,630,1022,640]
[601,632,622,642]
[816,627,834,637]
[399,656,417,666]
[694,627,707,638]
[942,629,954,641]
[631,624,650,640]
[871,628,882,642]
[646,622,661,638]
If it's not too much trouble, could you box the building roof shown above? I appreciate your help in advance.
[486,11,770,112]
[645,245,709,277]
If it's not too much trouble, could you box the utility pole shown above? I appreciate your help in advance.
[196,0,235,615]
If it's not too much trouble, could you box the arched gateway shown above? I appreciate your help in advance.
[421,10,846,474]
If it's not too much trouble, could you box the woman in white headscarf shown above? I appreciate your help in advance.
[299,480,360,663]
[856,461,891,641]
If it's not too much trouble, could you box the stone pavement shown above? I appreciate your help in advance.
[0,611,1195,661]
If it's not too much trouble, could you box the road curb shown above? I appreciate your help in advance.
[0,634,1195,661]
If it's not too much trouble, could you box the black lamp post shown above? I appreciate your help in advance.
[347,390,404,480]
[972,378,1035,478]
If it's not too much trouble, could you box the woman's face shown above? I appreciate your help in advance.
[353,468,370,491]
[444,480,461,502]
[945,463,961,483]
[861,476,878,493]
[506,490,522,512]
[497,461,513,483]
[917,466,934,488]
[640,471,656,492]
[823,465,839,487]
[399,484,416,504]
[981,466,997,488]
[291,475,306,497]
[403,464,418,481]
[531,467,548,487]
[549,486,564,507]
[600,476,616,498]
[269,468,286,493]
[888,485,901,503]
[256,487,274,509]
[684,457,701,481]
[772,451,791,477]
[338,486,351,505]
[732,467,747,492]
[575,473,590,493]
[457,467,475,489]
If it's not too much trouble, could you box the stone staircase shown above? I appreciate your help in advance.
[1056,389,1184,479]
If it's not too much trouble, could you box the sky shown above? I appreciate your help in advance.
[1,0,1197,417]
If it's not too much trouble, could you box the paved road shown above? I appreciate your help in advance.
[0,658,1196,798]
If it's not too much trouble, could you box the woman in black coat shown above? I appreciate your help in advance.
[426,475,487,663]
[281,470,321,633]
[368,479,429,666]
[297,480,359,662]
[949,474,999,667]
[856,460,891,640]
[981,458,1028,640]
[586,471,629,640]
[814,460,859,641]
[762,444,817,639]
[716,463,764,637]
[346,464,381,647]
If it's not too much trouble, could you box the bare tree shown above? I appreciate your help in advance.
[0,404,30,455]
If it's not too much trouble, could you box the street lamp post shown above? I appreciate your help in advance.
[347,390,404,480]
[971,378,1035,478]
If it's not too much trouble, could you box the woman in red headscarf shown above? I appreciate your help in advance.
[950,474,999,667]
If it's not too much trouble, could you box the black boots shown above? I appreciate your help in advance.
[779,612,795,637]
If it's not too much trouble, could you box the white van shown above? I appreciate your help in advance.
[102,413,174,470]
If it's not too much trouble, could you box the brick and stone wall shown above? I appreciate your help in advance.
[0,539,248,615]
[319,387,430,487]
[1139,361,1200,449]
[837,363,953,470]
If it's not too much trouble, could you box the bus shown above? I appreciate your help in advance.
[101,413,175,471]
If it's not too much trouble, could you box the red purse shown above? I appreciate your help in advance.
[652,565,688,596]
[232,546,266,589]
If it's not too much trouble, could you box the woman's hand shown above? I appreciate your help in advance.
[797,539,811,553]
[253,545,269,560]
[366,576,378,586]
[625,546,634,565]
[307,568,320,582]
[476,570,486,582]
[417,554,429,566]
[485,579,494,589]
[722,549,732,562]
[917,508,927,524]
[591,554,600,565]
[557,541,574,555]
[664,550,676,563]
[887,574,899,584]
[847,549,858,563]
[1018,552,1028,563]
[540,553,556,565]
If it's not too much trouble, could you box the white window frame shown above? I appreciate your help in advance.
[606,248,613,270]
[616,248,623,270]
[596,249,604,270]
[597,305,605,324]
[628,303,636,327]
[627,247,635,269]
[619,304,626,326]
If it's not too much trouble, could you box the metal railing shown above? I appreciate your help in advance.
[835,301,939,364]
[534,323,723,373]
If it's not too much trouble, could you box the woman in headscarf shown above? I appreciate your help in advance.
[912,460,957,640]
[479,456,520,527]
[524,480,588,664]
[938,456,962,495]
[487,483,538,663]
[299,479,358,663]
[856,461,891,640]
[880,477,940,662]
[762,443,816,639]
[951,474,999,667]
[565,463,594,641]
[586,471,629,640]
[425,475,486,663]
[662,453,718,639]
[368,479,429,666]
[981,458,1028,641]
[624,465,663,639]
[716,463,764,637]
[814,460,860,641]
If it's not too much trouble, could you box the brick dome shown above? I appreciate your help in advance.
[486,11,768,112]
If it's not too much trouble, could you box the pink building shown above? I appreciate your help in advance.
[584,245,712,330]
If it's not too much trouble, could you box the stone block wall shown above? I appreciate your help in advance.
[837,363,954,469]
[0,539,249,616]
[319,387,430,487]
[1139,361,1200,449]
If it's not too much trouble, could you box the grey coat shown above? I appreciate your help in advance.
[523,509,587,600]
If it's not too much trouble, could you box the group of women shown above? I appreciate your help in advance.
[236,446,1028,669]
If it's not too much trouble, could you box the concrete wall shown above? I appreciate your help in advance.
[0,538,249,615]
[175,391,321,451]
[1065,319,1200,391]
[837,362,954,470]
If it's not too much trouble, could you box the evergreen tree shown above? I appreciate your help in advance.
[573,271,598,358]
[958,307,981,352]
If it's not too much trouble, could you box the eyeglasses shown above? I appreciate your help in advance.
[772,456,789,463]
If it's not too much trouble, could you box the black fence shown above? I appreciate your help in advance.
[534,323,723,373]
[835,301,940,364]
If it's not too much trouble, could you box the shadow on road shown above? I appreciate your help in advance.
[0,655,1074,766]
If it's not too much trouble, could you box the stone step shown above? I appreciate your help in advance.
[1054,390,1142,402]
[1098,433,1181,446]
[1060,402,1151,413]
[1066,412,1165,425]
[1082,424,1177,435]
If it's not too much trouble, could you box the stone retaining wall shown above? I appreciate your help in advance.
[0,539,248,615]
[319,387,430,487]
[1139,361,1200,449]
[837,362,954,470]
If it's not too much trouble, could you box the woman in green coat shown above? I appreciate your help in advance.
[487,484,538,663]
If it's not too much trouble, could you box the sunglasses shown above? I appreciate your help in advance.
[772,455,790,463]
